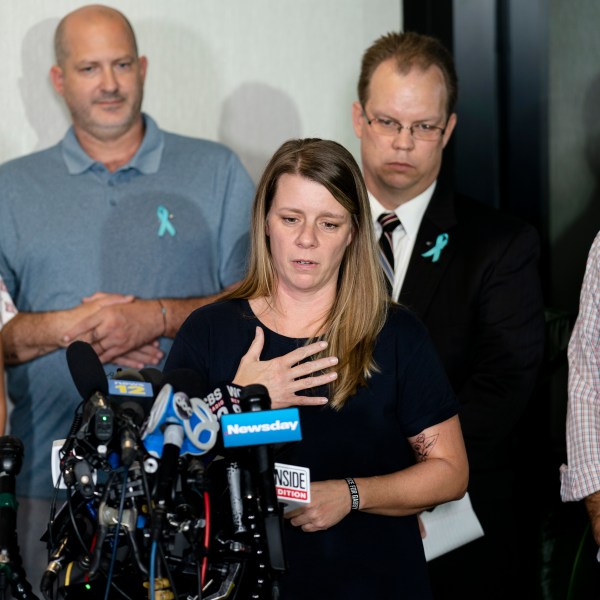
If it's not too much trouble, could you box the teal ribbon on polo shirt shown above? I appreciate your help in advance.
[157,205,176,237]
[421,233,448,263]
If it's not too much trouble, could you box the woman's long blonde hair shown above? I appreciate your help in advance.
[226,138,389,409]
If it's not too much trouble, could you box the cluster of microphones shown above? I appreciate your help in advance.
[19,340,306,600]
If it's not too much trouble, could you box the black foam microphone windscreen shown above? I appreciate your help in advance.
[66,340,108,399]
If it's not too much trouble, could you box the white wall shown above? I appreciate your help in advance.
[0,0,402,183]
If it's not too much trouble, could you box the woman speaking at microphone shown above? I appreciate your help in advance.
[163,138,468,599]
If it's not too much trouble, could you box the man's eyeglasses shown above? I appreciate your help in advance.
[363,110,446,141]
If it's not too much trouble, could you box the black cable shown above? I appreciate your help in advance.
[88,471,117,577]
[66,492,92,559]
[47,486,61,552]
[157,543,178,600]
[103,468,128,600]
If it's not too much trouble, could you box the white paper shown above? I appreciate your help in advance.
[420,492,484,561]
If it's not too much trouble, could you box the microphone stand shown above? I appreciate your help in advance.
[0,436,40,600]
[239,385,286,599]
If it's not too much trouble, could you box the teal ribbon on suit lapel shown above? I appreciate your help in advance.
[421,233,449,263]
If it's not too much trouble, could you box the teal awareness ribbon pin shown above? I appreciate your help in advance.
[421,233,449,263]
[157,205,176,237]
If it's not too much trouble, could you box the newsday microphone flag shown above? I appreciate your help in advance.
[221,408,302,448]
[221,407,310,511]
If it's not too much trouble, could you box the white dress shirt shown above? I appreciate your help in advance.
[369,181,437,301]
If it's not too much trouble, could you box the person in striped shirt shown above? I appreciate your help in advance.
[561,230,600,546]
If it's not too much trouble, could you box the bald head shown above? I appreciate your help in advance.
[54,4,138,67]
[49,3,147,150]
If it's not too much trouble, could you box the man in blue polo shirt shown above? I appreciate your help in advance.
[0,4,254,589]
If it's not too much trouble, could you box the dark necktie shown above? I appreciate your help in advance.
[377,212,401,294]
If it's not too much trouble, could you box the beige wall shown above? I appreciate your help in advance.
[0,0,401,183]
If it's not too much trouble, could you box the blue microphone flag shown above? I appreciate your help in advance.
[221,408,302,448]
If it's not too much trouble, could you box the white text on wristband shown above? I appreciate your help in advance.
[345,477,360,510]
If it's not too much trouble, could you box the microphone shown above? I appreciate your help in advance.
[110,367,157,416]
[141,369,220,542]
[41,494,95,598]
[142,369,221,459]
[219,385,302,579]
[0,436,39,600]
[139,367,164,397]
[109,368,156,466]
[66,341,112,444]
[148,424,183,543]
[62,342,112,492]
[238,384,286,572]
[66,340,109,400]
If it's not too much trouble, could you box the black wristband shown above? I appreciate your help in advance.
[345,477,360,510]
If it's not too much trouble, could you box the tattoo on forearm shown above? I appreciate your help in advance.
[412,433,439,462]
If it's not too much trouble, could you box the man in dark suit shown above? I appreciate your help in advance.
[351,31,545,599]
